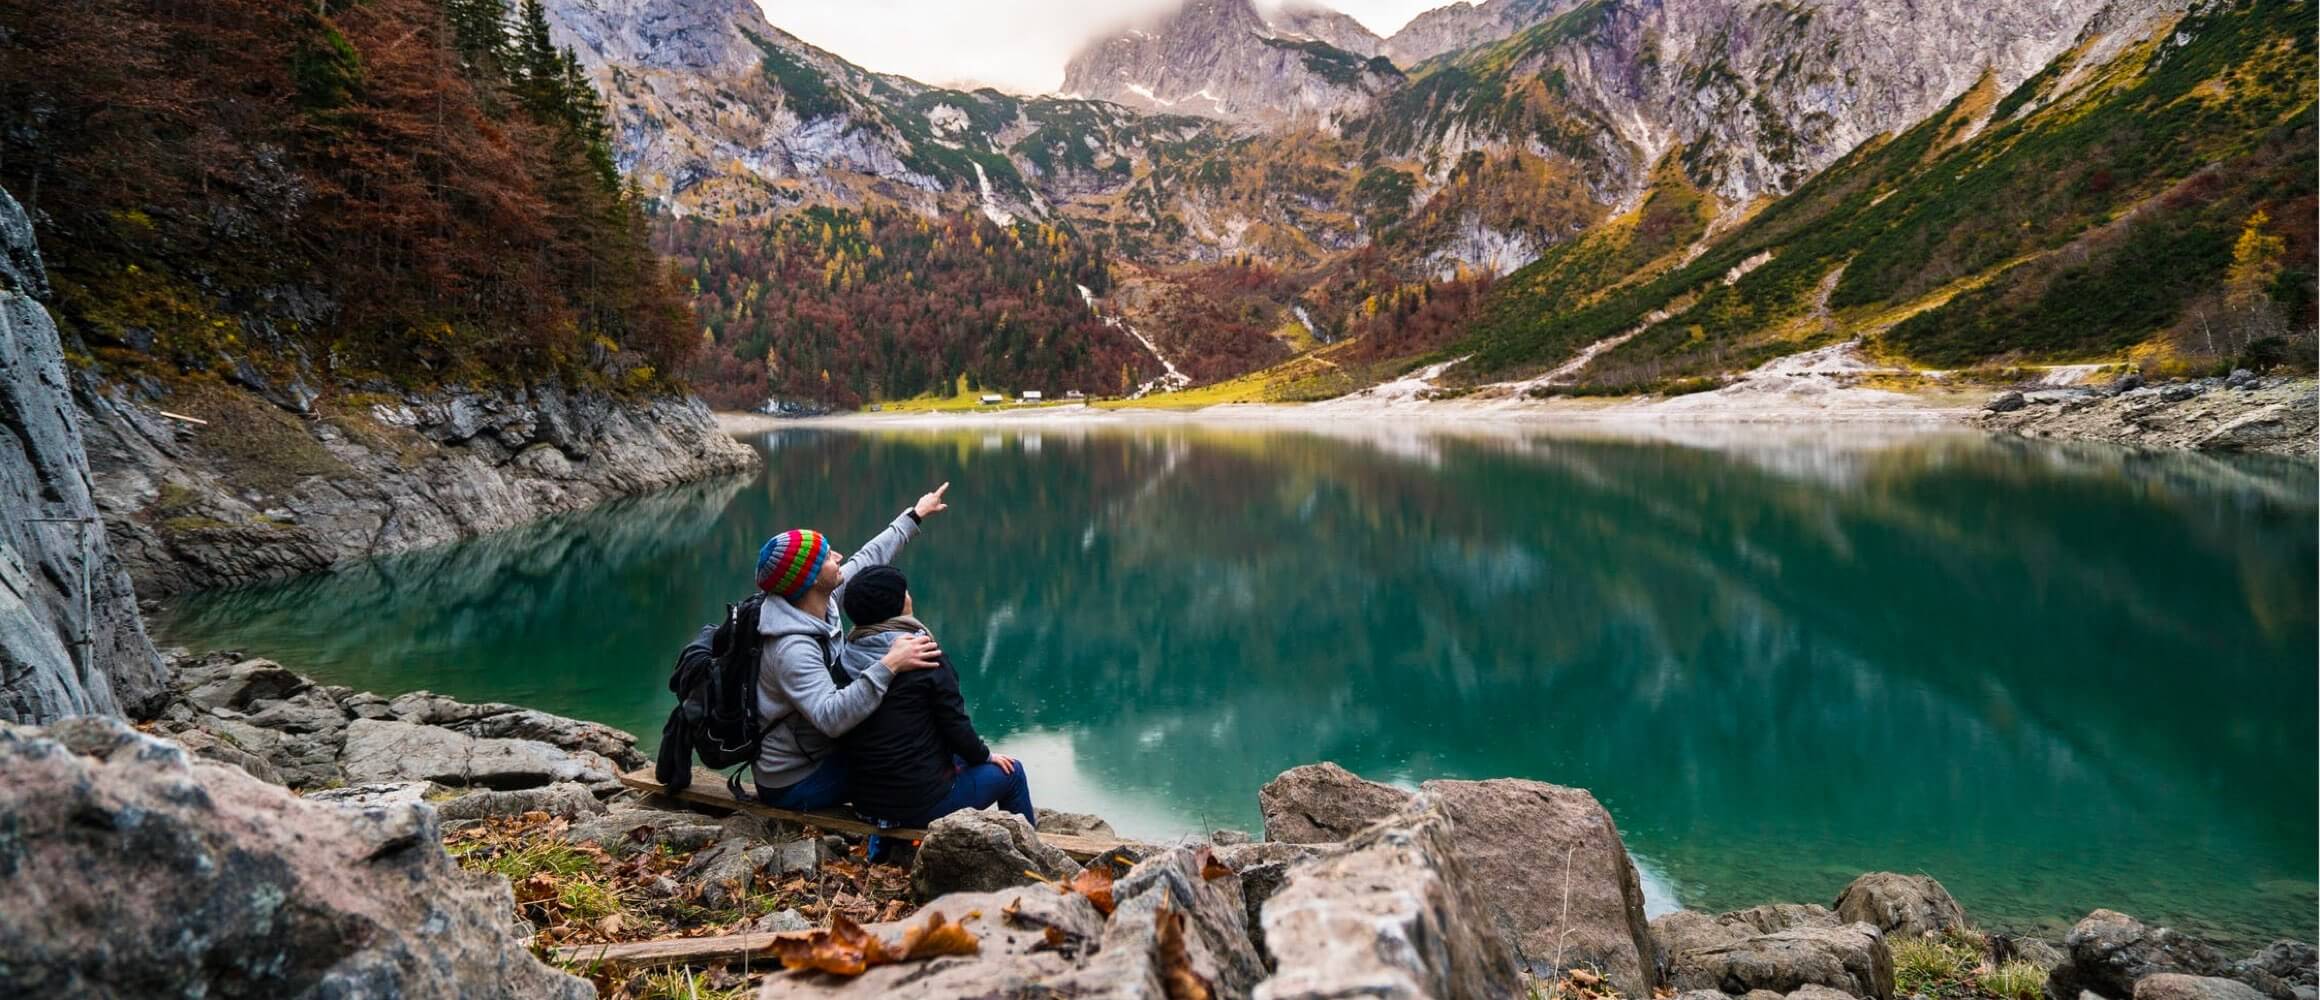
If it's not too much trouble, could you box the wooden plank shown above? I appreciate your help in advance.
[551,931,791,970]
[615,768,1129,861]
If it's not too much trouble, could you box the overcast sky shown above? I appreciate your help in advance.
[756,0,1448,95]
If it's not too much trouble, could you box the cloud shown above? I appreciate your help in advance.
[754,0,1443,95]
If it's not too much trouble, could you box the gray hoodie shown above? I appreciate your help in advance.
[750,510,920,790]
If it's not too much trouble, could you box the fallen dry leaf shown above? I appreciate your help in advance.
[1570,969,1604,988]
[1197,847,1232,881]
[1066,866,1116,915]
[1156,901,1215,1000]
[899,910,981,960]
[769,909,979,977]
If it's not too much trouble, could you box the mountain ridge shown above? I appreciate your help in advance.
[535,0,2313,408]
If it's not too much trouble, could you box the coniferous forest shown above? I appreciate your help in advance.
[0,0,695,387]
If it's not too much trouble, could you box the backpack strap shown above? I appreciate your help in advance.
[725,765,755,803]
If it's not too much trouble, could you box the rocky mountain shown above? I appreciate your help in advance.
[1448,0,2314,388]
[1056,0,1402,128]
[1379,0,1572,66]
[539,0,2310,409]
[545,0,1225,224]
[1270,2,1384,57]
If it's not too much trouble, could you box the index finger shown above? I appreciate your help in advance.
[934,482,950,498]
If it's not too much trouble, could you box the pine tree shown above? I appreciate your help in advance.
[512,0,565,119]
[444,0,509,76]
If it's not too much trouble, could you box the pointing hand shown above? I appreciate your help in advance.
[914,482,951,520]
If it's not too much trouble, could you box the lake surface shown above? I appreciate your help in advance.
[155,422,2318,946]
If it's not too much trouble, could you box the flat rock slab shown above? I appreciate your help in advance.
[339,718,616,790]
[2138,975,2275,1000]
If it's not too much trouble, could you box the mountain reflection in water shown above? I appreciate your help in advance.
[156,424,2318,946]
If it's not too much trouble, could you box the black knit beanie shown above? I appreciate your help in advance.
[841,564,909,626]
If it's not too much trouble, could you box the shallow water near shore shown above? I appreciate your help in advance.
[155,424,2318,946]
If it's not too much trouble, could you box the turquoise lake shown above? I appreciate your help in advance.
[153,423,2319,947]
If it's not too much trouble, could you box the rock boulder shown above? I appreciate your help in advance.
[2046,910,2230,1000]
[1256,803,1522,999]
[2137,975,2274,1000]
[1035,808,1118,839]
[1668,922,1896,1000]
[0,716,589,997]
[1725,903,1843,935]
[1657,910,1751,960]
[1257,762,1414,843]
[1417,778,1658,995]
[1834,872,1969,939]
[909,807,1083,901]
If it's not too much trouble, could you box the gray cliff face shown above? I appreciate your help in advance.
[1058,0,1400,129]
[78,376,758,598]
[1378,0,2123,206]
[0,188,168,724]
[1271,2,1385,57]
[1381,0,1575,66]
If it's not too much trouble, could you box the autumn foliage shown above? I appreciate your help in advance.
[0,0,695,385]
[660,209,1161,410]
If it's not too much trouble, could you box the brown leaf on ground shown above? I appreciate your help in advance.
[1196,846,1232,881]
[1156,901,1215,1000]
[769,910,976,977]
[1570,969,1603,987]
[1066,866,1116,915]
[899,910,980,960]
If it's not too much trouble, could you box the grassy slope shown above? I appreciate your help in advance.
[1445,1,2317,389]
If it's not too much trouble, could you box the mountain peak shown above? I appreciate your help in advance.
[1060,0,1398,125]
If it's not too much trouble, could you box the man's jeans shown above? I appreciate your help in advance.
[894,759,1034,827]
[756,755,848,811]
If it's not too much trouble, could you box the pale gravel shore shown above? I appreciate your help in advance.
[715,380,1986,437]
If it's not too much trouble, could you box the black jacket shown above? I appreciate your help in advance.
[834,626,990,821]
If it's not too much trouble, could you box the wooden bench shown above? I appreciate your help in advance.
[615,767,1128,862]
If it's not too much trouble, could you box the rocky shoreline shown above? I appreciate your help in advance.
[1975,374,2317,461]
[81,377,760,599]
[4,653,2309,999]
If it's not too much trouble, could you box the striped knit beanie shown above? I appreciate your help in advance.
[756,529,831,599]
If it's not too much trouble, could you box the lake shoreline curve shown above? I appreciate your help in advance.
[723,373,2319,462]
[4,650,2306,998]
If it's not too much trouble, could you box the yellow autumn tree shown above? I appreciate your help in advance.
[2226,210,2286,311]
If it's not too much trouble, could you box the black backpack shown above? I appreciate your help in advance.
[653,593,856,797]
[655,593,771,795]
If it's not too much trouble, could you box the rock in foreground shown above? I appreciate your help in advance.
[1667,922,1897,1000]
[0,716,590,998]
[909,807,1083,901]
[1257,801,1522,1000]
[1257,763,1657,996]
[1835,872,1969,939]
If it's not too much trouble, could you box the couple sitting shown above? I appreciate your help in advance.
[745,483,1032,831]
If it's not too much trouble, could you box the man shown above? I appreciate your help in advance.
[833,564,1030,828]
[750,483,951,810]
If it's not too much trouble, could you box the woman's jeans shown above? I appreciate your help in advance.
[755,755,849,811]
